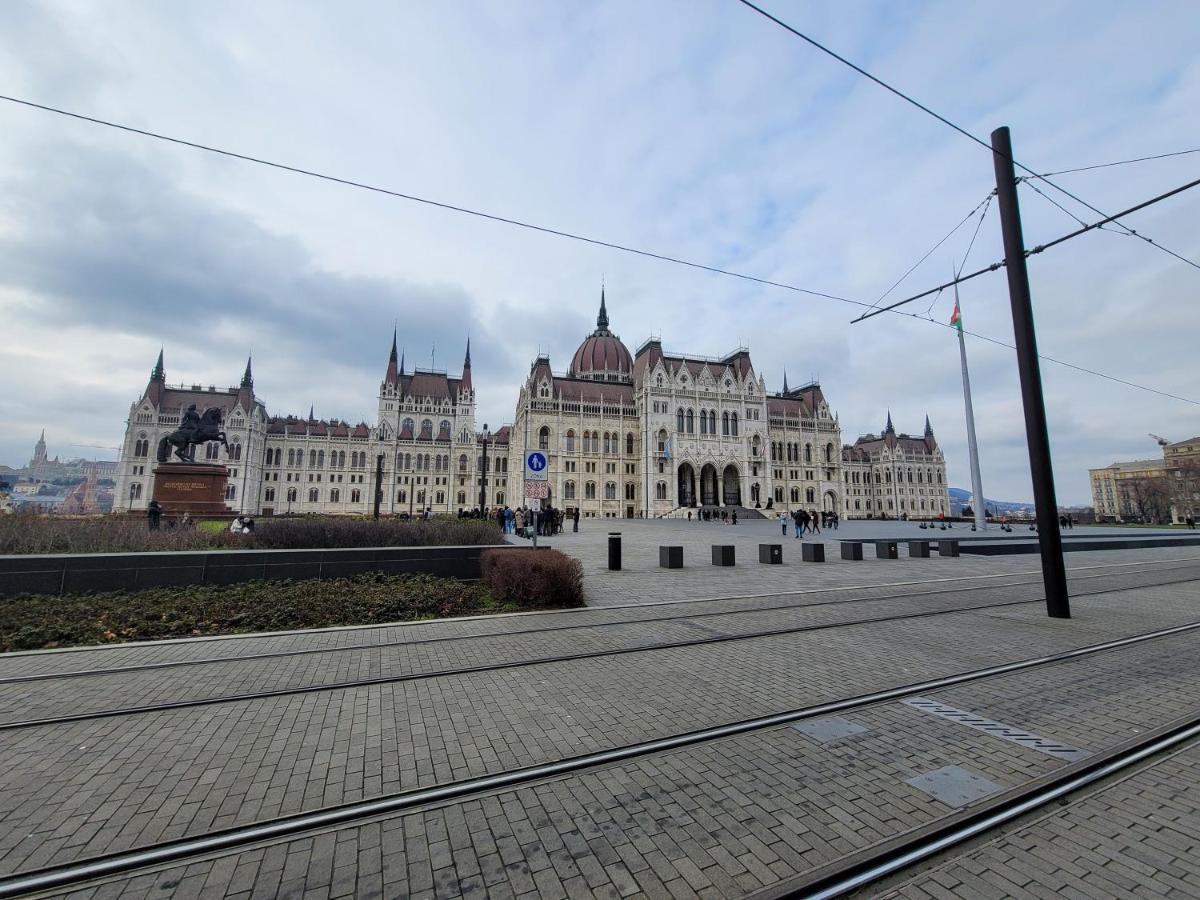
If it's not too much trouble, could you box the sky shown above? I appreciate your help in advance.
[1,0,1197,504]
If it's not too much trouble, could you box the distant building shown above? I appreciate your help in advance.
[1090,436,1199,524]
[840,413,950,519]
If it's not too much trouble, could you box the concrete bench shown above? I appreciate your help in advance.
[802,543,825,563]
[908,540,930,558]
[711,545,736,566]
[840,541,863,561]
[875,540,899,560]
[938,539,961,557]
[758,544,782,565]
[659,546,683,569]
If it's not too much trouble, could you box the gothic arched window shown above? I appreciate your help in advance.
[539,426,550,450]
[626,433,635,455]
[730,413,738,436]
[685,410,694,433]
[566,430,576,452]
[564,480,576,499]
[722,412,730,436]
[677,408,685,433]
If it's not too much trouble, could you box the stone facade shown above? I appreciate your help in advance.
[1090,436,1199,523]
[840,413,950,519]
[510,292,843,518]
[114,341,510,516]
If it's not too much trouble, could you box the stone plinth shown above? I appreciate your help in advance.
[153,463,232,519]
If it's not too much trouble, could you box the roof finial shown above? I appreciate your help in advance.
[241,355,253,389]
[309,403,315,421]
[464,335,472,368]
[885,410,894,433]
[924,413,933,436]
[596,282,610,333]
[782,369,789,393]
[152,347,165,382]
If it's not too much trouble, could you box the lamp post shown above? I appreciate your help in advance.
[478,424,490,513]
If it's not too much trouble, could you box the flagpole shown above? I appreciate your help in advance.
[954,282,987,530]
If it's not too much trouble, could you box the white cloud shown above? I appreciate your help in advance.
[1,0,1198,503]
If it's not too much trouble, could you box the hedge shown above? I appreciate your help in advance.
[480,548,585,609]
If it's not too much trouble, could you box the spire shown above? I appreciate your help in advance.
[782,370,789,394]
[151,348,165,382]
[309,403,315,421]
[885,410,895,434]
[241,356,253,389]
[596,285,610,334]
[39,428,45,443]
[399,347,405,376]
[924,413,933,437]
[461,337,473,393]
[385,328,399,383]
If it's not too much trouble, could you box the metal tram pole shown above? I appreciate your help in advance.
[990,126,1070,618]
[373,453,384,520]
[478,425,490,512]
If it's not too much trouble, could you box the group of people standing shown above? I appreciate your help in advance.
[464,504,581,537]
[688,508,739,525]
[779,508,838,538]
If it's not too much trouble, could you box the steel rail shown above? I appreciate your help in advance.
[3,555,1194,685]
[790,716,1200,899]
[1,617,1198,898]
[4,566,1196,732]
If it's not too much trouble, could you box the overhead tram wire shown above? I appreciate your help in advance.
[733,0,1200,272]
[867,191,993,313]
[854,173,1200,323]
[0,94,856,309]
[1037,146,1200,178]
[1,94,1193,407]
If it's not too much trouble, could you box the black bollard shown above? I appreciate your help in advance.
[608,532,622,571]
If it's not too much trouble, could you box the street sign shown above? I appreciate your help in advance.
[525,450,549,481]
[524,481,549,499]
[527,498,541,511]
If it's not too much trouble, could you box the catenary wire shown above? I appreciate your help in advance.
[868,191,993,312]
[0,93,1193,406]
[1037,147,1200,178]
[855,174,1200,323]
[733,0,1200,271]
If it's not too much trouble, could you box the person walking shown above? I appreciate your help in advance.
[779,511,788,536]
[810,510,821,535]
[793,508,804,539]
[573,507,579,532]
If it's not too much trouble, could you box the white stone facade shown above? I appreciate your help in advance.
[840,414,951,519]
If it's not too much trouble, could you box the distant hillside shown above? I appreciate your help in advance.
[948,487,1036,515]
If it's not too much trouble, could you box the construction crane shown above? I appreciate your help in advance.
[1149,433,1171,448]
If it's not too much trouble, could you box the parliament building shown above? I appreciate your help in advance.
[114,290,949,520]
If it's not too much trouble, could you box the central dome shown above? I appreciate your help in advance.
[568,289,633,380]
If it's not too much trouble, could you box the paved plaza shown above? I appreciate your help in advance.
[0,521,1198,898]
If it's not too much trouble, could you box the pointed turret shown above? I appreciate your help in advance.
[385,328,399,383]
[309,403,315,421]
[241,356,254,389]
[399,348,405,377]
[782,370,789,394]
[924,414,933,437]
[596,286,610,335]
[885,410,895,434]
[145,348,166,405]
[461,337,473,393]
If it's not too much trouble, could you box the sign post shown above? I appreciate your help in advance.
[525,451,549,547]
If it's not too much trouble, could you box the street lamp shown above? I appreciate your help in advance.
[478,424,490,513]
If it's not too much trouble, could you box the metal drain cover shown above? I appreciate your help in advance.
[903,697,1091,762]
[791,716,869,744]
[905,765,1005,807]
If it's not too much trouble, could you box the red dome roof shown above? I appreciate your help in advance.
[569,332,633,378]
[567,287,632,379]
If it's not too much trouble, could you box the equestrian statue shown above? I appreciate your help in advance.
[157,405,229,463]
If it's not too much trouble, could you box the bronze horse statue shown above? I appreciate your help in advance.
[157,406,229,463]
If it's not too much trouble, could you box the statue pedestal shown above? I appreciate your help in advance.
[152,463,232,519]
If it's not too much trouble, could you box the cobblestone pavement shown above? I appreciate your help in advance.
[513,518,1200,605]
[878,741,1200,899]
[0,545,1197,898]
[41,580,1200,899]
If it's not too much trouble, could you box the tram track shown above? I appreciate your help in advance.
[1,615,1198,898]
[2,555,1196,686]
[3,565,1198,732]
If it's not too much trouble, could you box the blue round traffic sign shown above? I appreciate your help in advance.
[527,452,547,472]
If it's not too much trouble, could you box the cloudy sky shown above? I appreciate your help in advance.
[1,0,1197,503]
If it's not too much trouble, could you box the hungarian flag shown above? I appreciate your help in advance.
[949,300,963,331]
